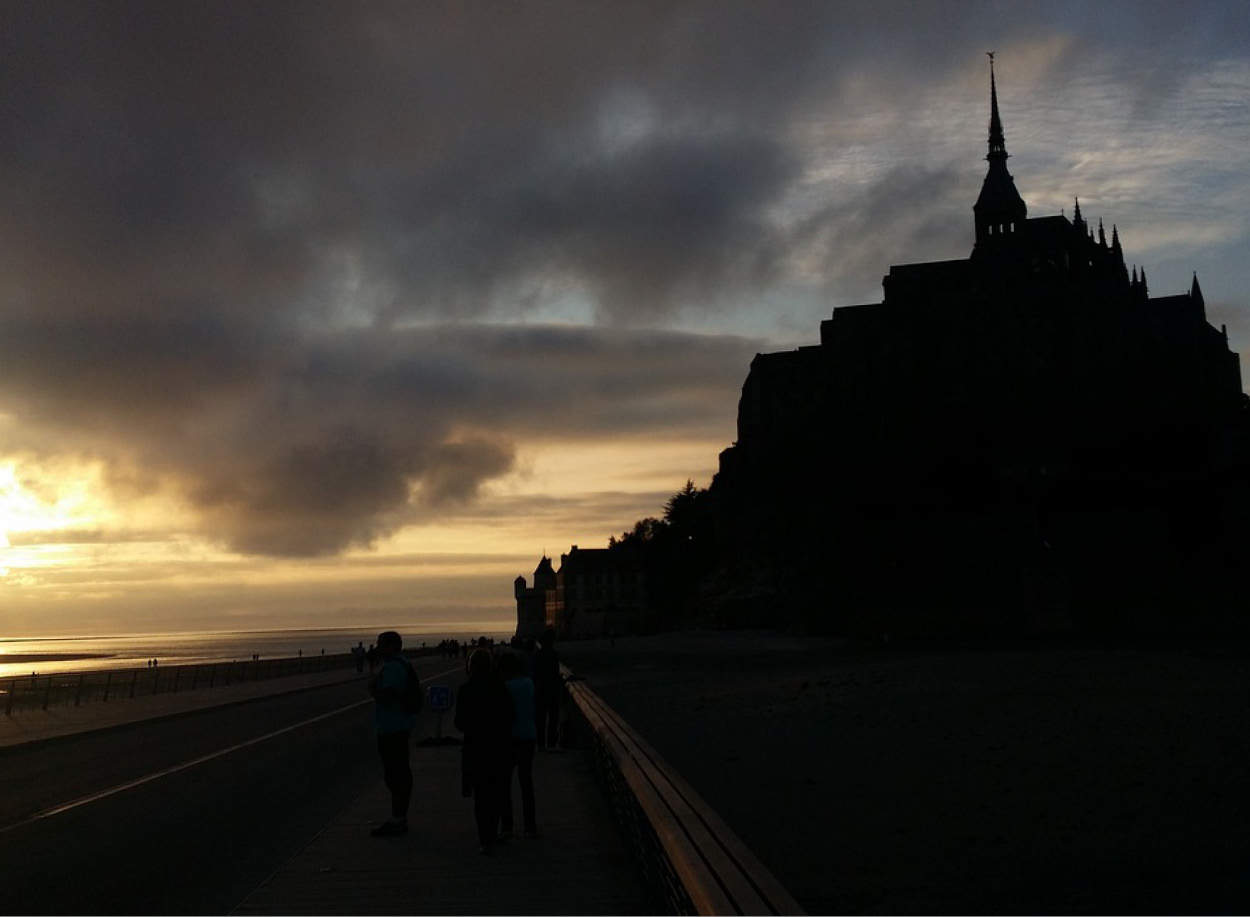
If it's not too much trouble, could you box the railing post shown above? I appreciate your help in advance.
[102,671,112,702]
[74,673,85,707]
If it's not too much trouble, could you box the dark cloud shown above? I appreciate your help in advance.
[1,1,1245,558]
[0,319,759,555]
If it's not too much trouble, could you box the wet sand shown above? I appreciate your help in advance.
[563,632,1250,914]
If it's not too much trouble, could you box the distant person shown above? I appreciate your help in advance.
[353,641,366,673]
[498,652,538,839]
[454,649,512,854]
[368,630,419,837]
[366,643,379,672]
[534,628,561,751]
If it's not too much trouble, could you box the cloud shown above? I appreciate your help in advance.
[0,319,760,556]
[2,0,1249,565]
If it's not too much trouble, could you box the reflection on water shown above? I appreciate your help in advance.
[0,625,509,678]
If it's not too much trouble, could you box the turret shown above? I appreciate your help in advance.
[1111,225,1128,287]
[973,56,1027,249]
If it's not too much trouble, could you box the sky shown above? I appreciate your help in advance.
[2,1,1249,637]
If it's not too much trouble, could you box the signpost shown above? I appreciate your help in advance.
[427,684,454,740]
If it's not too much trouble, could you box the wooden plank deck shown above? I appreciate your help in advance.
[234,743,650,915]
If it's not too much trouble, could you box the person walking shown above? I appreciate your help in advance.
[534,628,561,751]
[454,649,513,854]
[498,652,538,840]
[369,630,417,837]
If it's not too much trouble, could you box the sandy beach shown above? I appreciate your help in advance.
[563,631,1250,914]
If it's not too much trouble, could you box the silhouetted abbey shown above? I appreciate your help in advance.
[712,64,1250,636]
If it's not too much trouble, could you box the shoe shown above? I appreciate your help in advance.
[370,820,408,837]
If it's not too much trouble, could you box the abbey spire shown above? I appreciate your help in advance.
[973,54,1027,249]
[987,57,1007,163]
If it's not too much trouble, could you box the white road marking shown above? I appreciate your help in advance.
[0,663,464,834]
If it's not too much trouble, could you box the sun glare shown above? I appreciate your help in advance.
[0,460,99,546]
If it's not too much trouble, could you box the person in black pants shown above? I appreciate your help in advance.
[498,652,538,839]
[455,649,513,854]
[533,628,561,750]
[368,630,416,837]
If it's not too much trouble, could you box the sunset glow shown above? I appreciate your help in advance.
[1,3,1247,638]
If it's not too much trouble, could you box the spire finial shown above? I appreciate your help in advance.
[1191,271,1204,306]
[1098,218,1106,247]
[1073,197,1082,222]
[986,52,1007,162]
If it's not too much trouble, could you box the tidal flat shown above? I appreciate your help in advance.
[563,631,1250,914]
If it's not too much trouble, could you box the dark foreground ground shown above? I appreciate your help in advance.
[564,632,1250,914]
[0,678,381,914]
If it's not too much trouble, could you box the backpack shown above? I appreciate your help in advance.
[400,659,424,714]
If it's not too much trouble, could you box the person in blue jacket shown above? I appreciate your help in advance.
[368,630,416,837]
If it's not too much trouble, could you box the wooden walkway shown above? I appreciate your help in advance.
[234,743,650,915]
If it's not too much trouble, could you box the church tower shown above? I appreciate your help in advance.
[973,56,1027,249]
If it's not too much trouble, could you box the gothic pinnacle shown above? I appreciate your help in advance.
[986,52,1007,161]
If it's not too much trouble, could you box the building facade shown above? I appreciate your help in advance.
[514,545,647,639]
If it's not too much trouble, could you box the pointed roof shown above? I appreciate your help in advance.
[1191,271,1204,306]
[973,57,1027,220]
[987,58,1007,162]
[533,556,554,577]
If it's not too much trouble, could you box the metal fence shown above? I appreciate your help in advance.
[561,665,805,916]
[2,652,357,716]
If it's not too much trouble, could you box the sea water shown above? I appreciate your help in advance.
[0,625,511,678]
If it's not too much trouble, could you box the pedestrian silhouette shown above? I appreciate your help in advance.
[534,628,561,750]
[454,649,513,854]
[498,652,538,839]
[368,631,417,837]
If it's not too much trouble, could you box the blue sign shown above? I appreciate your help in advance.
[427,684,453,712]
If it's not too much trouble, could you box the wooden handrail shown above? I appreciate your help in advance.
[563,666,805,916]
